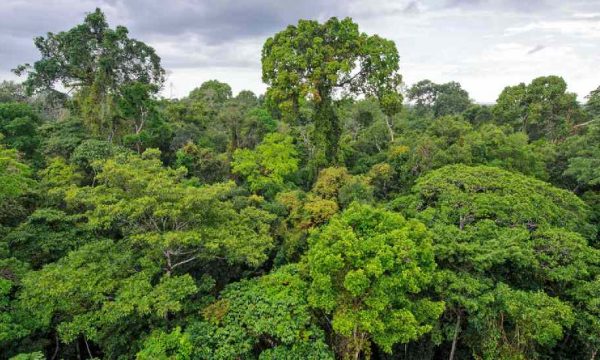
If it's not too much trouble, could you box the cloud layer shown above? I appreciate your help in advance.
[1,0,599,102]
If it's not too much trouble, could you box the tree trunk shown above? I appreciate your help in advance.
[51,333,60,360]
[449,313,461,360]
[313,92,340,168]
[84,336,93,359]
[384,115,395,142]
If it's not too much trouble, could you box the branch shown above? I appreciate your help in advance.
[171,255,198,269]
[574,119,598,128]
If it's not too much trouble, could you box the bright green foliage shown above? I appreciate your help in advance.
[0,145,34,234]
[70,139,129,174]
[493,76,584,140]
[67,149,275,274]
[186,265,333,359]
[4,10,600,360]
[136,327,193,360]
[570,276,600,357]
[0,146,33,201]
[386,117,554,193]
[306,203,443,358]
[18,240,198,356]
[0,258,30,348]
[262,17,402,166]
[38,157,83,206]
[9,352,45,360]
[232,133,298,195]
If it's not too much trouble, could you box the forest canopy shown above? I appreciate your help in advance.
[1,8,599,360]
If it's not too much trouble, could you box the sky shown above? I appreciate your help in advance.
[1,0,599,103]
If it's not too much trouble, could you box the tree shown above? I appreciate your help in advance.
[118,82,167,153]
[306,202,444,358]
[395,164,597,359]
[67,149,276,278]
[493,76,584,141]
[387,115,556,192]
[239,107,277,149]
[188,80,232,119]
[14,8,164,139]
[4,209,91,269]
[0,81,27,103]
[38,117,87,159]
[17,240,198,359]
[0,145,35,235]
[174,142,229,184]
[407,80,471,118]
[585,85,600,118]
[311,166,373,208]
[262,17,402,167]
[0,103,40,158]
[175,265,333,359]
[563,122,600,189]
[338,97,396,172]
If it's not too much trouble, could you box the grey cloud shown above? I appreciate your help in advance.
[0,0,346,73]
[112,0,347,43]
[1,0,599,102]
[403,1,422,14]
[527,44,546,54]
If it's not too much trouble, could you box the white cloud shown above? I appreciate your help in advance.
[505,19,600,39]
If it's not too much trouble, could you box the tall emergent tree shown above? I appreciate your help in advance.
[262,17,403,169]
[407,80,471,118]
[493,76,584,141]
[14,8,164,140]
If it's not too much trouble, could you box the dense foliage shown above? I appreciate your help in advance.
[1,9,598,360]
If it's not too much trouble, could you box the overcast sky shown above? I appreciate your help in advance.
[2,0,599,103]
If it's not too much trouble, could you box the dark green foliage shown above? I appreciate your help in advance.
[493,76,585,141]
[15,8,164,97]
[408,80,472,118]
[38,117,87,158]
[394,165,598,359]
[178,265,333,359]
[0,103,40,158]
[4,209,92,268]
